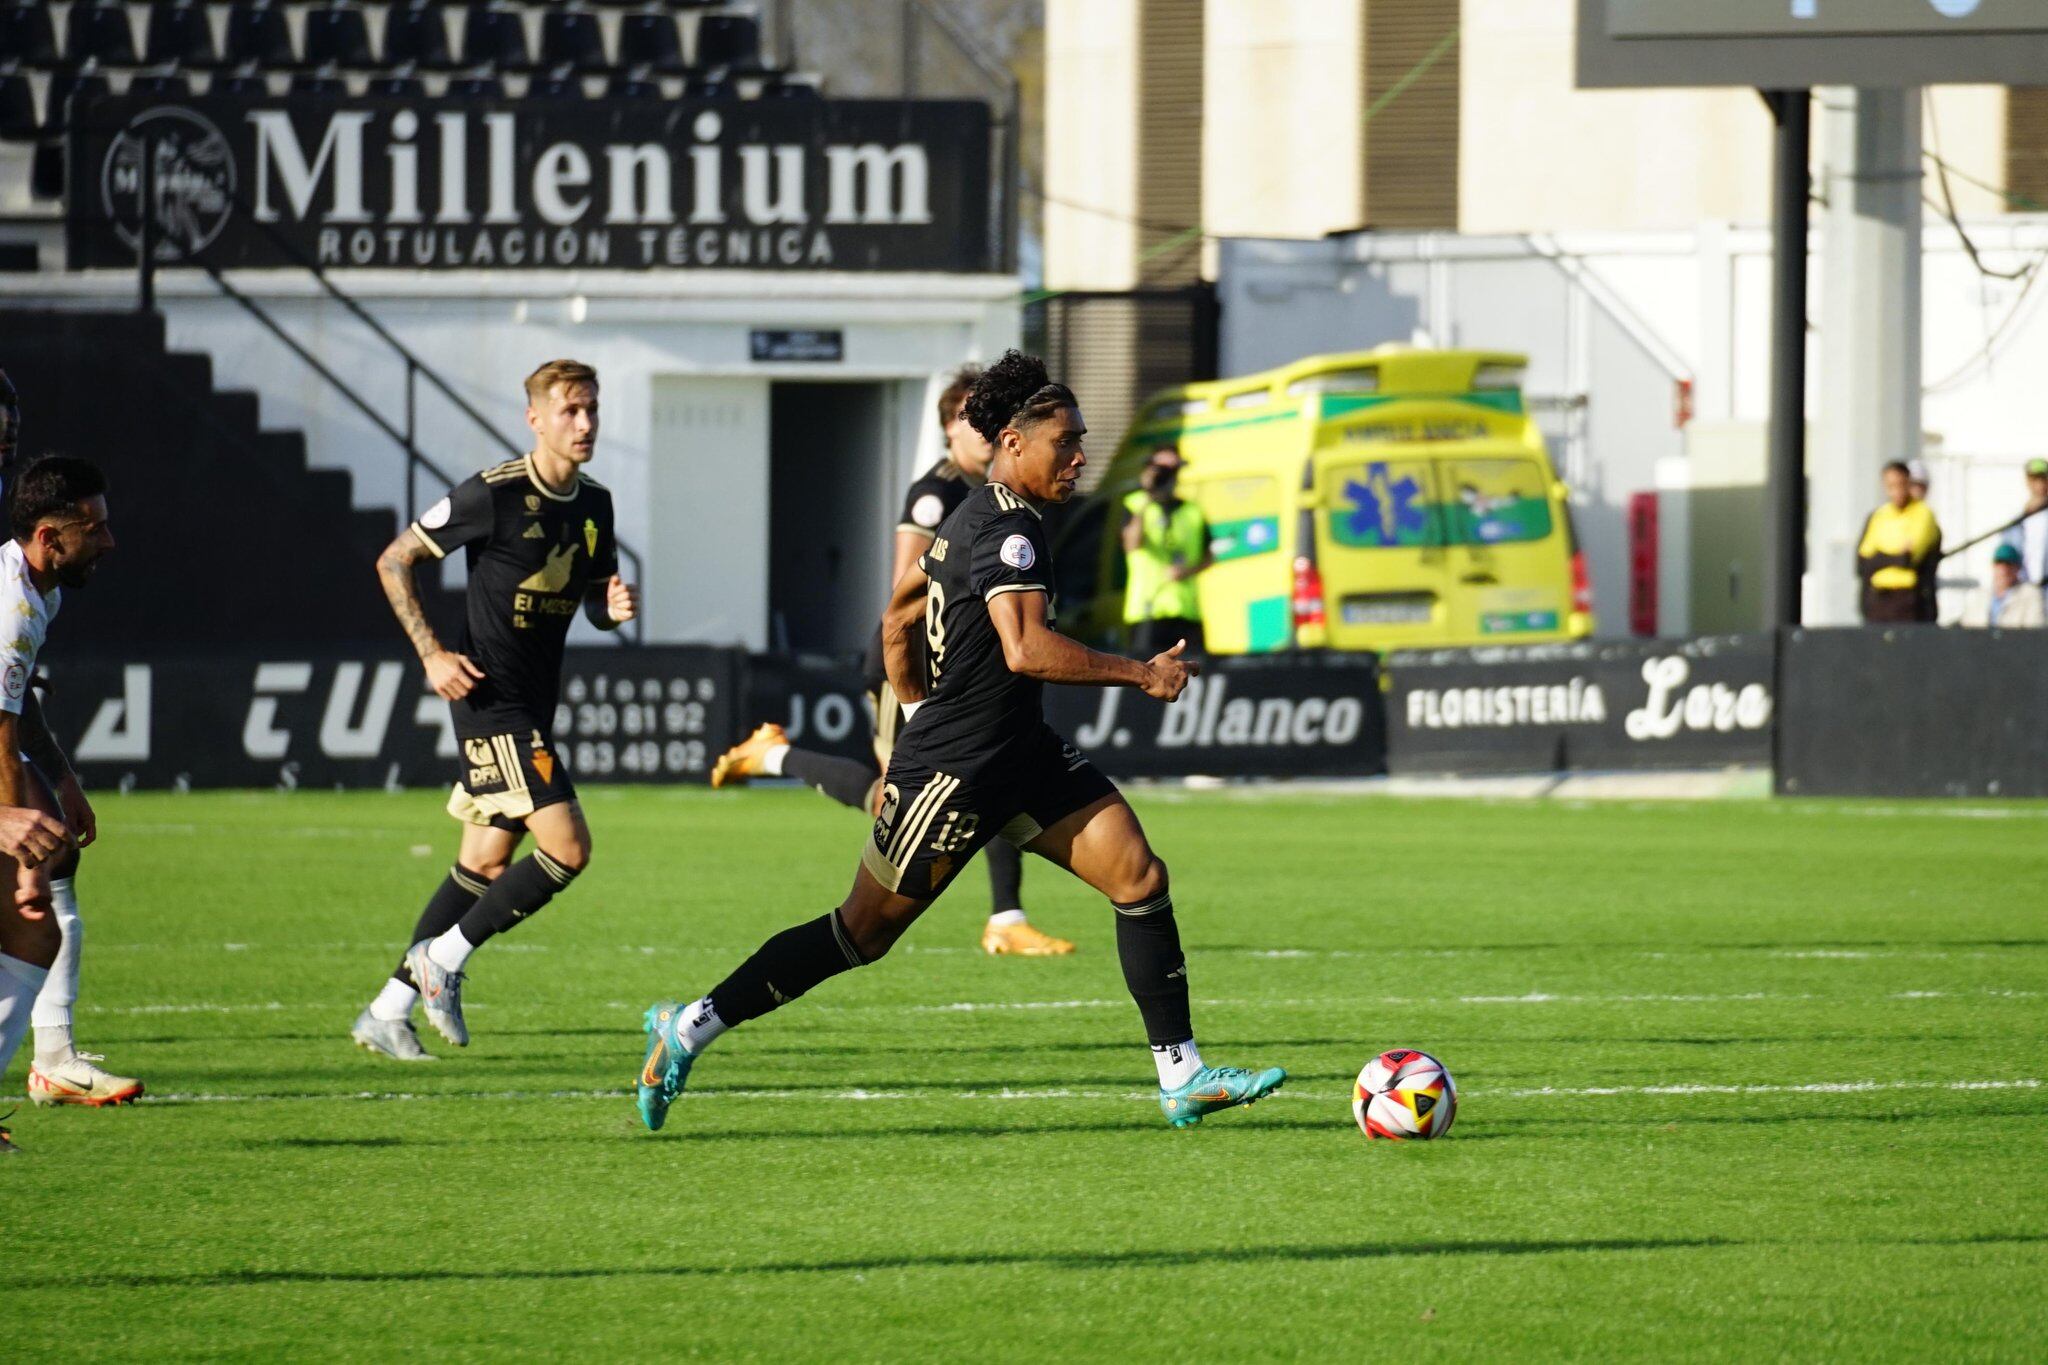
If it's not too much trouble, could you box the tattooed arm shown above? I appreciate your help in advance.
[377,530,483,701]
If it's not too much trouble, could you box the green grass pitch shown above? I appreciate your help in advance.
[3,785,2045,1360]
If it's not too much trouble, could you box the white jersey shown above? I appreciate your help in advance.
[0,538,58,716]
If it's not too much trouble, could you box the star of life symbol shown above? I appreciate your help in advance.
[102,107,236,260]
[1342,463,1427,546]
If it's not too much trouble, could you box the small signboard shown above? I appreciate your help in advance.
[749,329,845,362]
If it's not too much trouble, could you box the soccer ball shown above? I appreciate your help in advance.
[1353,1049,1457,1139]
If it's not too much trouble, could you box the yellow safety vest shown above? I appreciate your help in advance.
[1857,500,1940,590]
[1123,492,1206,622]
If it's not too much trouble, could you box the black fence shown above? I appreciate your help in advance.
[45,629,2046,796]
[1775,627,2048,798]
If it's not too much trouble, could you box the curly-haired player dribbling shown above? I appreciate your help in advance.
[635,351,1285,1132]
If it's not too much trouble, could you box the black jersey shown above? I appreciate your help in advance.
[863,457,979,690]
[892,481,1052,777]
[897,457,975,538]
[408,454,617,739]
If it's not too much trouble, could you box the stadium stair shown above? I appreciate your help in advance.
[0,306,467,650]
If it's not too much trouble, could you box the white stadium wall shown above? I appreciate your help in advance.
[0,270,1020,649]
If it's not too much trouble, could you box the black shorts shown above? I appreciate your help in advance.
[447,729,577,831]
[861,727,1117,900]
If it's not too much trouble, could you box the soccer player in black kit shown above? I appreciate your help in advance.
[637,351,1285,1130]
[352,360,638,1060]
[710,364,1073,956]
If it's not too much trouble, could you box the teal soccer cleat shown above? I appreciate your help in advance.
[1158,1064,1288,1128]
[636,1000,696,1132]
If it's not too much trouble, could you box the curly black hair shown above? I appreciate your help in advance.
[962,350,1076,447]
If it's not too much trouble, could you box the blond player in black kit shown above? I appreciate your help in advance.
[352,360,638,1061]
[638,352,1285,1132]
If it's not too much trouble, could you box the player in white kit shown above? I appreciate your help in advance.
[0,455,133,1137]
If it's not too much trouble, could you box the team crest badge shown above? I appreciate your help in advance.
[525,494,541,515]
[531,746,556,785]
[584,519,599,557]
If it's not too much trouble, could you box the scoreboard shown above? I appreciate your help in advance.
[1577,0,2048,86]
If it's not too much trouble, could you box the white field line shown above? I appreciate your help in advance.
[138,1077,2044,1108]
[82,988,2042,1018]
[88,942,2040,964]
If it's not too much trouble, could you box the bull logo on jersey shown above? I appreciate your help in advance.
[462,737,504,789]
[872,782,901,849]
[517,542,578,594]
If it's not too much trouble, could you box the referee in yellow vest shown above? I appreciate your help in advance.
[1122,447,1213,654]
[1857,460,1942,623]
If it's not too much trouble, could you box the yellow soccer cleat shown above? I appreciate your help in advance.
[28,1053,144,1107]
[709,722,789,789]
[980,920,1077,956]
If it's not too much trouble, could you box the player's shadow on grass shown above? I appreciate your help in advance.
[79,1235,1739,1290]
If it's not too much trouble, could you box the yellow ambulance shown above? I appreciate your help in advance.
[1082,347,1592,653]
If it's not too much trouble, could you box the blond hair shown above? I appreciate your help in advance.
[524,359,598,405]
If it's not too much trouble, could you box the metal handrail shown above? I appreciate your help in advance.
[120,121,647,642]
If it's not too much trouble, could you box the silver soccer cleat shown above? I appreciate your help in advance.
[351,1005,435,1061]
[404,941,470,1047]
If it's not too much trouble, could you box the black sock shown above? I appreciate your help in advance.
[1114,892,1192,1046]
[783,748,881,812]
[708,909,867,1027]
[453,850,579,951]
[394,865,489,986]
[984,837,1024,915]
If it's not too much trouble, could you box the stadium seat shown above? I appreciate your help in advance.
[538,9,605,74]
[0,3,59,70]
[607,67,658,100]
[0,69,36,140]
[64,0,137,69]
[42,66,106,131]
[445,69,501,98]
[383,1,455,72]
[460,5,529,72]
[290,66,348,98]
[224,0,294,69]
[692,13,759,72]
[615,13,682,75]
[144,0,218,68]
[302,6,375,70]
[759,74,819,100]
[29,139,59,197]
[128,68,191,97]
[212,64,270,97]
[683,72,728,101]
[524,62,581,101]
[366,65,423,97]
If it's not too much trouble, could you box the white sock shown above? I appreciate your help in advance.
[986,908,1028,927]
[677,996,728,1055]
[31,876,81,1067]
[0,953,50,1077]
[762,743,790,777]
[1152,1039,1203,1089]
[370,977,419,1022]
[427,925,477,974]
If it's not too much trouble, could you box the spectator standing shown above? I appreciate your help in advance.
[1121,448,1211,656]
[1857,461,1941,624]
[1998,457,2048,597]
[1959,544,2045,628]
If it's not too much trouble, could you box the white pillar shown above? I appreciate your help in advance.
[1808,87,1922,626]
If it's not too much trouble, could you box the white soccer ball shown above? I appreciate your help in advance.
[1353,1048,1457,1140]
